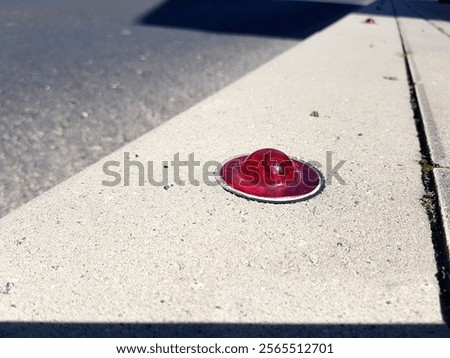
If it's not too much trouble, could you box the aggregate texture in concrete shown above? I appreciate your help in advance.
[0,0,362,218]
[435,169,450,258]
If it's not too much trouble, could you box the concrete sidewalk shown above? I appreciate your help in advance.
[394,0,450,262]
[0,0,449,337]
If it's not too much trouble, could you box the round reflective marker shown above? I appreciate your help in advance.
[216,148,324,203]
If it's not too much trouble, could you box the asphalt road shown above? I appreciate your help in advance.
[0,0,361,218]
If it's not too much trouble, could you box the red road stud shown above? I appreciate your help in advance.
[363,18,376,24]
[217,148,323,203]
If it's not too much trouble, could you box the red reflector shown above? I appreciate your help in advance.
[217,148,323,203]
[363,18,376,24]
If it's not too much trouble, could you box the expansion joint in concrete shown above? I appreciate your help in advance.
[392,0,450,326]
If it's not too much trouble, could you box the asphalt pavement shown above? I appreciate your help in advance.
[0,0,361,218]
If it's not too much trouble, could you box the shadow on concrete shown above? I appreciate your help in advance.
[137,0,450,40]
[390,0,450,23]
[136,0,361,39]
[1,322,449,337]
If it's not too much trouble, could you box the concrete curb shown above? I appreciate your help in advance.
[435,169,450,263]
[394,0,450,310]
[395,0,450,168]
[0,0,448,336]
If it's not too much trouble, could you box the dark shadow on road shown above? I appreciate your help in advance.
[137,0,361,40]
[1,322,449,337]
